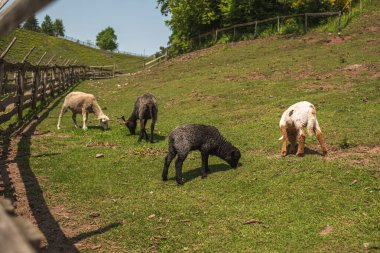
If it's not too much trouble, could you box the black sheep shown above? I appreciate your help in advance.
[162,124,241,185]
[122,93,158,142]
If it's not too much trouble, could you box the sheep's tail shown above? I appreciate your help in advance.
[148,104,154,120]
[307,107,318,137]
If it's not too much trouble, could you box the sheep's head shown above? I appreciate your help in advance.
[126,120,136,135]
[99,115,109,130]
[225,148,241,168]
[121,116,136,135]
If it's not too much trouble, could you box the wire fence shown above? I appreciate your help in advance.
[58,35,147,57]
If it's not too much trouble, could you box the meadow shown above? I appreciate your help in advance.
[5,3,380,252]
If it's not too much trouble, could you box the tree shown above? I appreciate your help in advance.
[53,18,65,36]
[22,15,40,32]
[96,27,118,51]
[40,15,54,35]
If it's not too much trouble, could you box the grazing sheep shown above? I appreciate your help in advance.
[122,93,158,143]
[162,124,241,185]
[279,101,327,157]
[57,91,109,130]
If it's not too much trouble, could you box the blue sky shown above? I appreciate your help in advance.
[34,0,171,56]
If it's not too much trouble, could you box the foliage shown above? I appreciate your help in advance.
[96,27,118,51]
[53,19,65,37]
[158,0,352,55]
[22,15,40,32]
[40,15,54,36]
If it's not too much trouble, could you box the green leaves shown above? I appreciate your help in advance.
[96,27,118,51]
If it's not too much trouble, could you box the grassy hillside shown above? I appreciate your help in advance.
[0,29,144,72]
[5,2,379,253]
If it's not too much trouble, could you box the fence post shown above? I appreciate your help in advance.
[42,69,47,103]
[304,13,308,32]
[254,21,258,37]
[233,26,236,41]
[215,29,218,43]
[31,67,39,109]
[17,69,25,120]
[0,60,4,96]
[338,11,342,32]
[277,16,280,33]
[113,64,115,78]
[360,0,362,12]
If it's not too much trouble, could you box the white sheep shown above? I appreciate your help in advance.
[57,91,109,130]
[279,101,327,157]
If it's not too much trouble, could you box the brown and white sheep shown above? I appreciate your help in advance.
[279,101,327,157]
[57,91,109,130]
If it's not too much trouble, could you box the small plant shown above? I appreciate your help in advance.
[339,136,350,149]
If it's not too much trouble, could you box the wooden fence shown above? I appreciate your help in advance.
[191,11,342,49]
[0,38,114,126]
[190,0,371,50]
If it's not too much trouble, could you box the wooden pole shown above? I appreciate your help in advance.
[36,51,47,65]
[277,16,280,33]
[47,55,55,65]
[338,11,342,32]
[254,21,258,37]
[0,0,55,37]
[304,13,308,33]
[21,46,35,63]
[0,0,10,10]
[0,60,4,95]
[360,0,362,12]
[17,69,25,120]
[233,26,236,41]
[215,29,218,43]
[0,37,16,59]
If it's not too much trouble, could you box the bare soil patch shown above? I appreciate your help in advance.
[86,141,119,149]
[126,147,167,157]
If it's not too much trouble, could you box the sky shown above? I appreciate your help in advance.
[33,0,171,56]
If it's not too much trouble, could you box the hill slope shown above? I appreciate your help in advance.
[2,2,379,252]
[0,29,144,72]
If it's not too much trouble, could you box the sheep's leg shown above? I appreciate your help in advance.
[200,152,209,178]
[280,125,288,157]
[144,119,149,141]
[57,105,68,130]
[150,120,156,143]
[316,130,328,156]
[162,151,176,181]
[82,111,88,130]
[296,129,306,157]
[138,119,145,142]
[72,113,78,128]
[175,154,187,185]
[288,131,297,154]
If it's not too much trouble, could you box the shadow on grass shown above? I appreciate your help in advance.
[169,163,234,183]
[1,84,121,252]
[126,132,166,143]
[286,144,325,156]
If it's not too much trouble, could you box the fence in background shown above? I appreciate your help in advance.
[58,35,147,57]
[190,0,371,51]
[0,37,114,126]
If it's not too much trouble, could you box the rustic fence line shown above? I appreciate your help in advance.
[191,11,342,49]
[190,0,371,51]
[0,37,114,126]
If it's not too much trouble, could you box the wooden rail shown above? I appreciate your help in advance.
[0,199,44,253]
[0,38,115,126]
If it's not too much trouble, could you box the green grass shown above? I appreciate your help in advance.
[10,2,380,252]
[0,29,145,72]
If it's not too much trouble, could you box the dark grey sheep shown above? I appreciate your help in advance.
[162,124,241,185]
[122,93,158,142]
